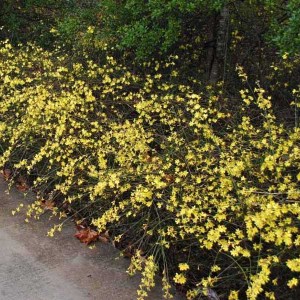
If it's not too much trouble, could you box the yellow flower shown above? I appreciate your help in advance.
[173,273,187,285]
[178,263,190,271]
[287,278,298,288]
[228,290,239,300]
[87,26,95,34]
[287,258,300,272]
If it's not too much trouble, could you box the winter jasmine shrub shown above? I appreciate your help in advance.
[0,40,299,299]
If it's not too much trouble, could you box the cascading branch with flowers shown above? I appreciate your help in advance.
[0,40,299,299]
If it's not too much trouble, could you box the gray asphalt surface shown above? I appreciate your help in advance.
[0,178,182,300]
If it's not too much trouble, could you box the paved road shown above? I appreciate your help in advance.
[0,179,182,300]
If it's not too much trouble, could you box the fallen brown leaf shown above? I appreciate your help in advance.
[16,175,30,192]
[41,200,55,210]
[16,182,29,192]
[122,244,133,258]
[164,174,174,183]
[75,227,99,245]
[2,168,13,181]
[98,231,110,244]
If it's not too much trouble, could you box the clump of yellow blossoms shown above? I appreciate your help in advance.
[0,40,299,299]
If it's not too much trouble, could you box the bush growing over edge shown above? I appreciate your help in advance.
[0,40,299,299]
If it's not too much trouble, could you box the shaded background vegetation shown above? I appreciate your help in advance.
[1,1,299,57]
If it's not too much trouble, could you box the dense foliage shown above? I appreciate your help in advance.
[0,0,300,299]
[1,0,300,59]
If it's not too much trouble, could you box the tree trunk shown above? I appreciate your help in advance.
[208,6,230,84]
